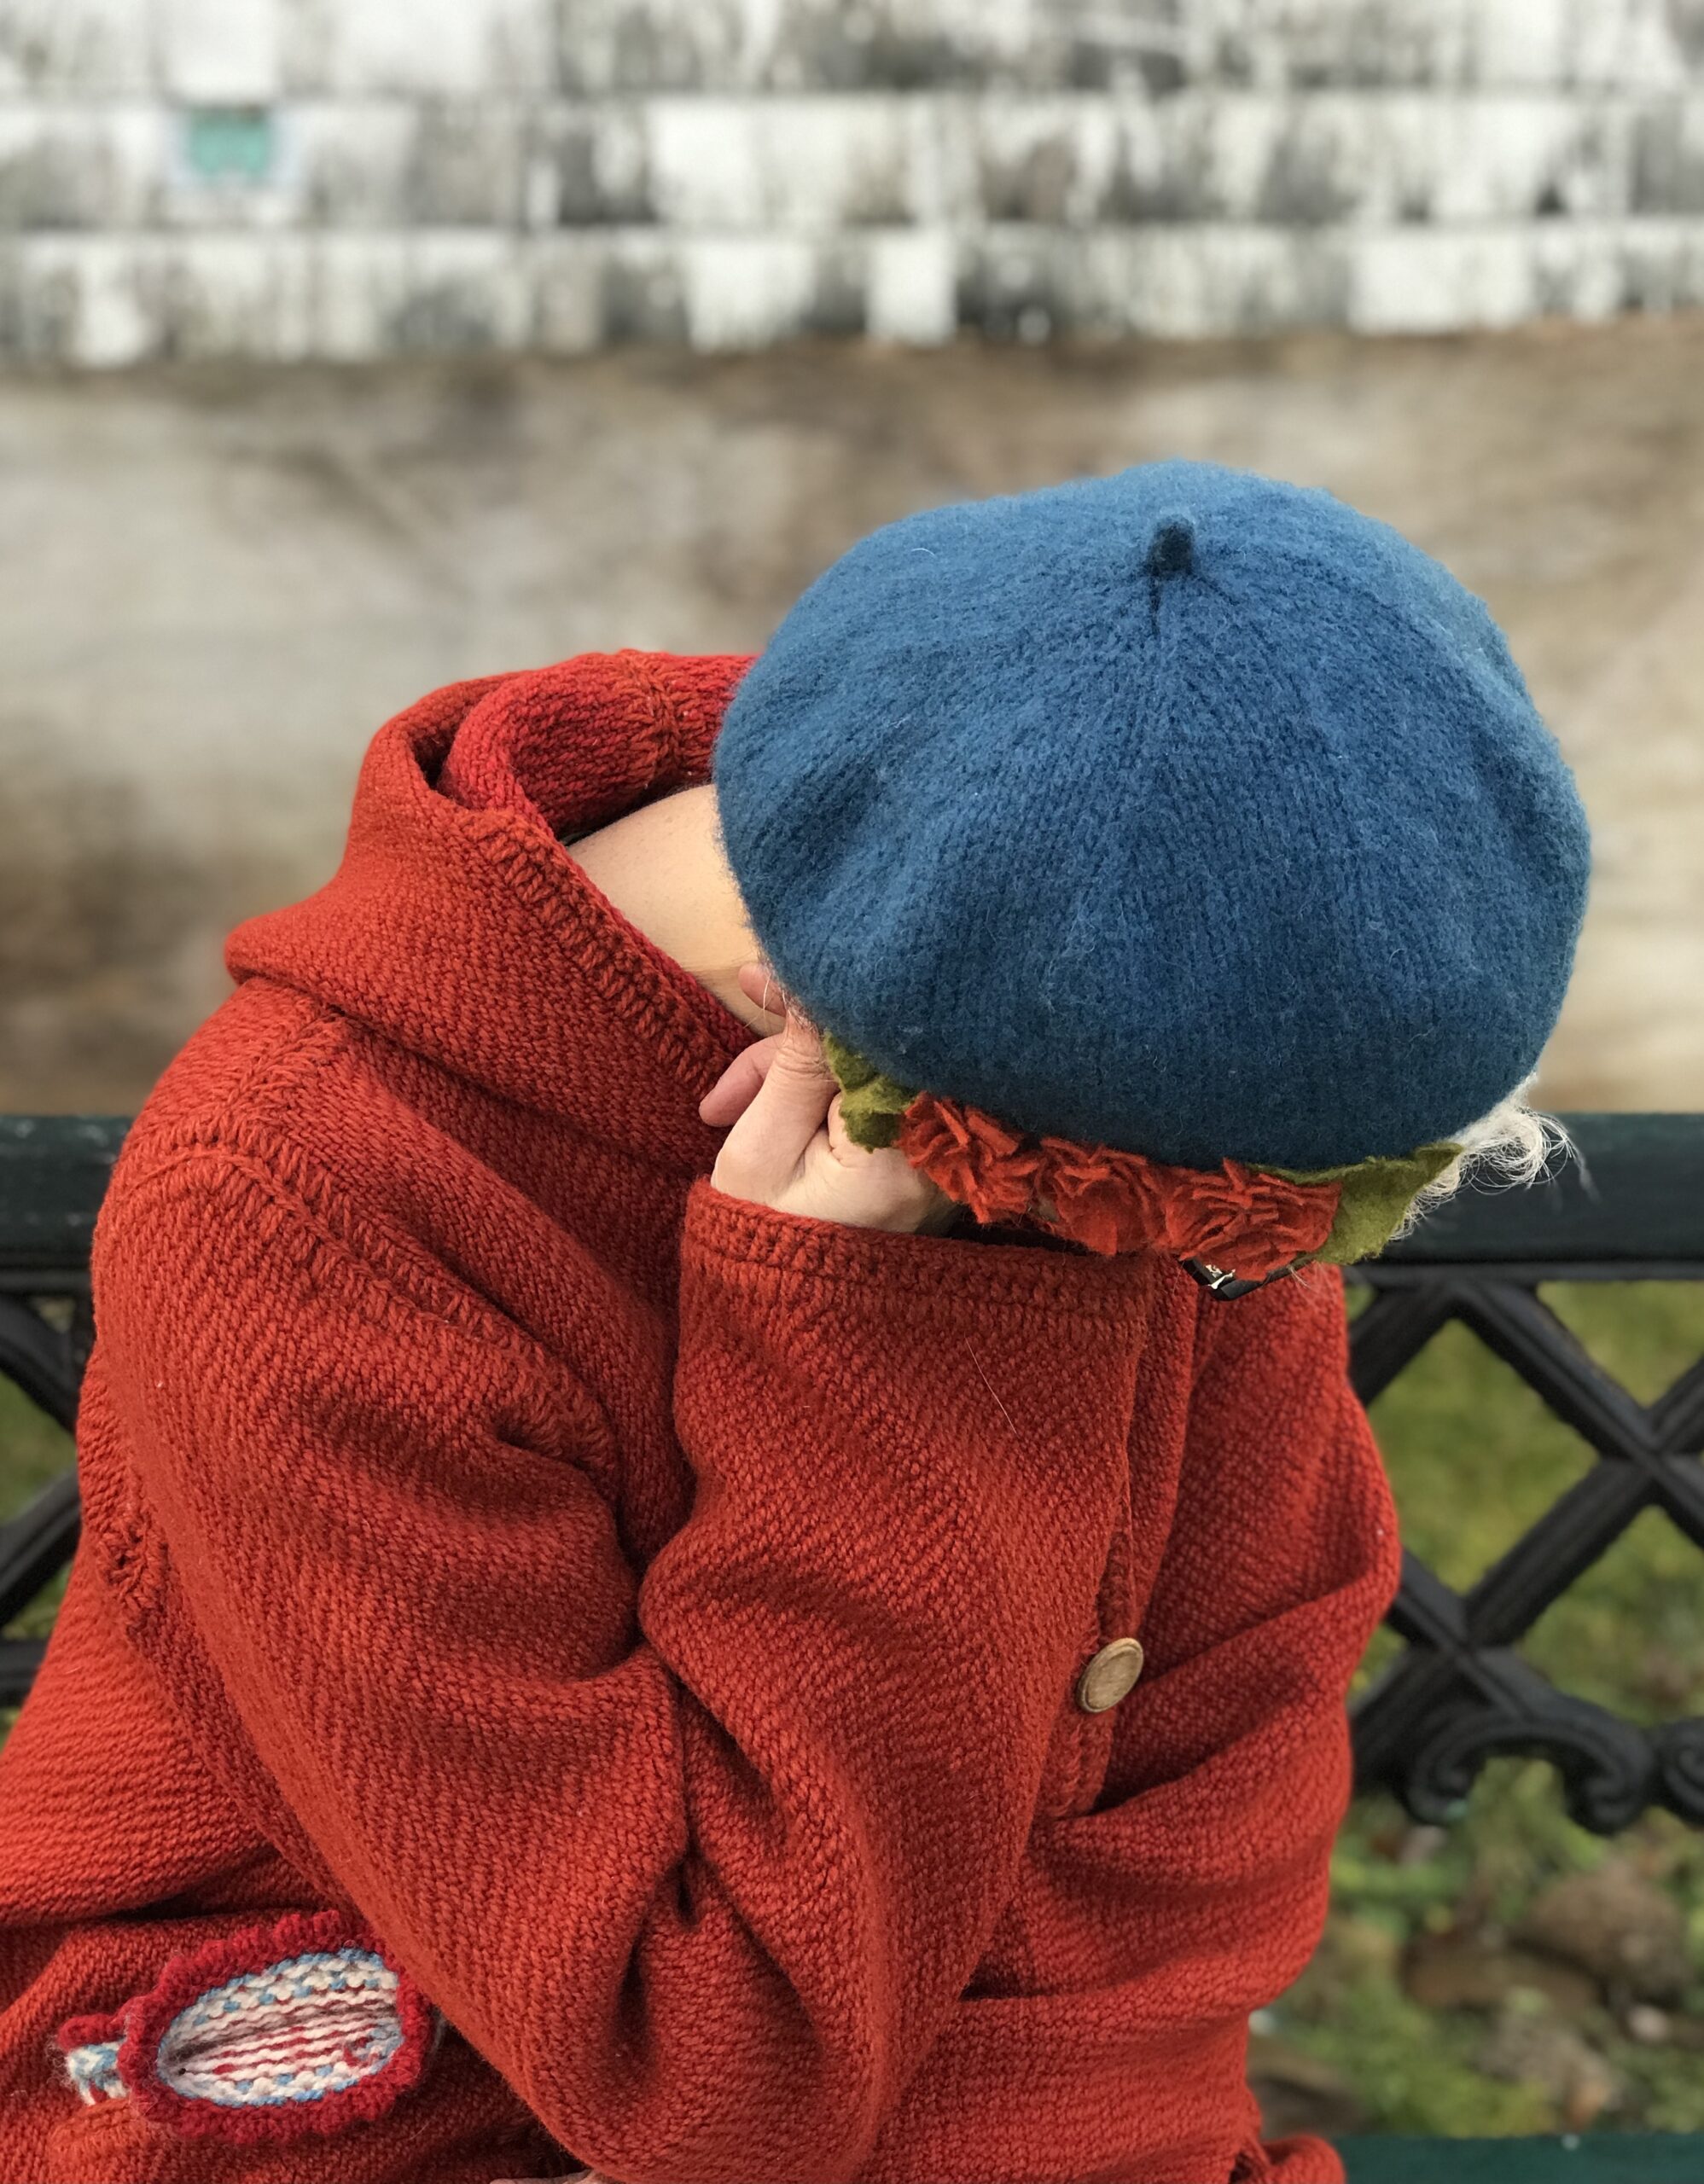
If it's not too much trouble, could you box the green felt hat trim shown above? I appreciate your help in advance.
[823,1030,914,1152]
[821,1030,1463,1263]
[1268,1143,1463,1265]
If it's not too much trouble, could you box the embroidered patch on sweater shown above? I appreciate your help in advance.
[55,1908,437,2144]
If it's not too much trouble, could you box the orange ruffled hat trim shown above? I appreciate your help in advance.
[894,1089,1341,1276]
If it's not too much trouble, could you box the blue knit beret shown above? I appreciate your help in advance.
[711,459,1591,1172]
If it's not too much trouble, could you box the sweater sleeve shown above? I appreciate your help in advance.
[90,1153,1151,2184]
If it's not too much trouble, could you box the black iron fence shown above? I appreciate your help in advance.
[1346,1113,1704,1835]
[2,1112,1702,1836]
[0,1115,110,1707]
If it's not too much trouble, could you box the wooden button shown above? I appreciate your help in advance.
[1074,1637,1145,1714]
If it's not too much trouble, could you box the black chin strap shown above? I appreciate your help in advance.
[1180,1257,1305,1300]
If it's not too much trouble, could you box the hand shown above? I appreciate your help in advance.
[699,963,963,1237]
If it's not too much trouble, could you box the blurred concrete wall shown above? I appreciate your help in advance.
[3,319,1701,1116]
[5,1,1704,360]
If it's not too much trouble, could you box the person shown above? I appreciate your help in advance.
[0,460,1590,2184]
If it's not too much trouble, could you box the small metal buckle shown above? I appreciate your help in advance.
[1181,1257,1301,1300]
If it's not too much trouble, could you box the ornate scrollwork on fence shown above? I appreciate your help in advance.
[1347,1233,1704,1833]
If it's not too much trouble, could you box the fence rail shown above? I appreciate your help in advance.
[3,1112,1702,1833]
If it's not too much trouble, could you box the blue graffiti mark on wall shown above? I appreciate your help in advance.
[182,107,275,186]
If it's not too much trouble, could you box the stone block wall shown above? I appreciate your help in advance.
[3,0,1704,358]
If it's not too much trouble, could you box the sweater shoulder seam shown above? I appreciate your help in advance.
[103,1135,535,1356]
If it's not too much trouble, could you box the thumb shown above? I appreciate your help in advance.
[769,994,834,1083]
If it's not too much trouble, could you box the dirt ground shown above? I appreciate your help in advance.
[2,315,1701,1115]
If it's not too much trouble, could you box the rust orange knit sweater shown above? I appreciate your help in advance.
[0,652,1400,2184]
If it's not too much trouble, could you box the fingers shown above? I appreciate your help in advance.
[736,957,789,1025]
[739,997,835,1164]
[711,997,836,1197]
[699,960,788,1124]
[698,959,795,1126]
[770,992,829,1072]
[700,961,825,1133]
[698,1038,775,1124]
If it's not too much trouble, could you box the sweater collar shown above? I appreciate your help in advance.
[226,651,759,1173]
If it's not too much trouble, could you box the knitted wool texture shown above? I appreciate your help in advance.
[712,458,1592,1174]
[0,654,1400,2184]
